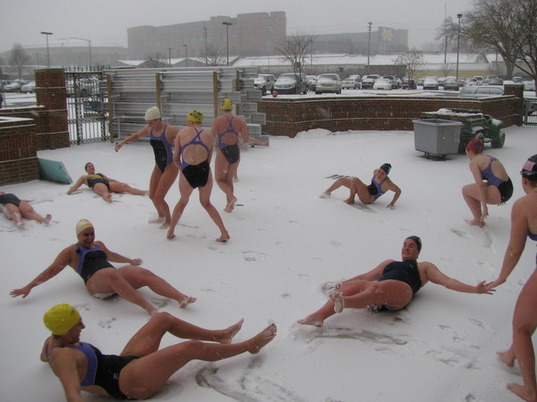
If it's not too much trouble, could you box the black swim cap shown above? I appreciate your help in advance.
[380,163,391,174]
[406,236,422,252]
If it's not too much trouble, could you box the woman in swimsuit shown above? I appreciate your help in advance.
[462,138,513,227]
[167,110,230,242]
[67,162,147,203]
[487,155,537,401]
[0,191,51,228]
[298,236,493,327]
[10,219,195,315]
[321,163,402,209]
[211,98,265,213]
[40,303,277,401]
[114,107,180,228]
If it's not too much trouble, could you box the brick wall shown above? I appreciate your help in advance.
[0,117,39,185]
[259,93,523,138]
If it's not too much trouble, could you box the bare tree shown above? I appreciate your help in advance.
[141,53,169,68]
[201,44,226,66]
[463,0,537,93]
[276,33,316,93]
[9,43,30,80]
[394,50,425,79]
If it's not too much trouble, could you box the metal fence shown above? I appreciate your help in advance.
[65,71,108,144]
[524,97,537,125]
[65,66,267,144]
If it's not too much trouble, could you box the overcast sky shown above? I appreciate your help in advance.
[2,0,476,53]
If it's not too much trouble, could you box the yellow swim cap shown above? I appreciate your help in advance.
[220,98,233,111]
[43,304,81,335]
[76,219,93,235]
[187,110,204,123]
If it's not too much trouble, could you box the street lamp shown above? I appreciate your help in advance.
[222,21,232,66]
[366,22,372,73]
[41,31,53,67]
[456,13,462,82]
[59,37,92,67]
[183,44,188,67]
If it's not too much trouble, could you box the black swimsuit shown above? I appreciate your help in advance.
[0,193,21,207]
[76,245,114,284]
[378,260,422,295]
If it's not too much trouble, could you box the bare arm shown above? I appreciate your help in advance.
[10,247,73,298]
[97,241,141,265]
[114,125,150,152]
[423,261,493,294]
[385,179,402,209]
[66,176,87,195]
[48,348,85,402]
[488,198,528,289]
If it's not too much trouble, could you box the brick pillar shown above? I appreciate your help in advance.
[34,68,70,149]
[0,117,39,185]
[504,84,524,126]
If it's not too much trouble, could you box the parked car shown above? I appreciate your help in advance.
[402,76,416,89]
[306,75,318,91]
[459,85,504,98]
[382,75,401,89]
[315,73,342,94]
[443,78,459,91]
[422,77,439,90]
[361,74,380,89]
[373,78,392,90]
[21,81,36,93]
[342,76,360,89]
[4,80,25,92]
[523,80,536,91]
[274,72,308,94]
[254,74,276,94]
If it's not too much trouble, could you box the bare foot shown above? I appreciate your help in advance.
[166,230,176,240]
[330,292,345,313]
[43,214,52,225]
[146,307,159,317]
[297,316,324,328]
[224,197,237,213]
[104,194,113,203]
[321,281,342,296]
[344,198,355,205]
[159,221,170,230]
[465,219,485,228]
[497,350,516,367]
[219,319,244,344]
[216,232,230,242]
[507,382,537,401]
[16,220,25,229]
[247,323,277,354]
[179,296,196,308]
[148,216,165,224]
[319,192,330,199]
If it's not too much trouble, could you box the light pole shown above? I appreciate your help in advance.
[60,37,92,67]
[456,13,462,82]
[183,44,188,67]
[222,21,232,66]
[41,31,53,67]
[366,22,372,73]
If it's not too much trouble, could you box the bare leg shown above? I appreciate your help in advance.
[505,272,537,401]
[167,175,194,239]
[18,202,51,224]
[345,177,374,205]
[3,205,25,228]
[86,269,158,316]
[118,266,196,308]
[154,164,179,229]
[322,177,352,197]
[118,323,277,399]
[110,182,147,196]
[462,184,484,226]
[92,182,113,203]
[215,153,238,212]
[199,176,230,242]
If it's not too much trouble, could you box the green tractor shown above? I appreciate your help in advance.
[421,108,506,153]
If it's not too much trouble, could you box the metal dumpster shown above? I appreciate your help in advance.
[413,118,463,159]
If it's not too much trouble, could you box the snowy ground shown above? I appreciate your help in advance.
[1,122,536,401]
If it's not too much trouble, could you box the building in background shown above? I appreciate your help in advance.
[127,12,287,60]
[313,28,408,55]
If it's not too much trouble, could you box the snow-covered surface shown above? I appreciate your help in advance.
[2,122,536,401]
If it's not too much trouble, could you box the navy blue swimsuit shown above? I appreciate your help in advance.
[0,193,21,207]
[149,124,174,173]
[76,245,114,284]
[379,260,422,296]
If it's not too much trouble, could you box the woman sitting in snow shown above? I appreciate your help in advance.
[40,303,276,401]
[0,191,51,228]
[10,219,195,316]
[320,163,401,209]
[67,162,147,203]
[298,236,493,328]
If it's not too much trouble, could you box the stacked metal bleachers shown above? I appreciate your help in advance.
[104,66,267,144]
